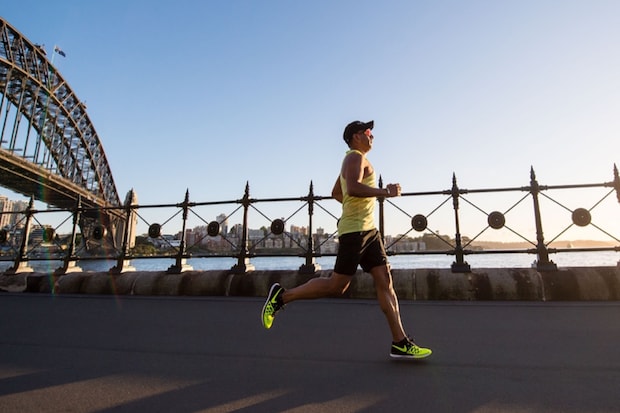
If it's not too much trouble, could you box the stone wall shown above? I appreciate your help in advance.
[2,267,619,300]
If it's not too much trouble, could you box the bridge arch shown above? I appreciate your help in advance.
[0,17,120,209]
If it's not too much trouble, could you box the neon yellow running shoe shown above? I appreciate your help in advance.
[261,283,284,329]
[390,339,432,360]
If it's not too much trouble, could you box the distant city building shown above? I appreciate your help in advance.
[0,196,13,228]
[0,196,28,229]
[216,213,228,235]
[28,225,54,244]
[386,235,426,252]
[290,225,307,236]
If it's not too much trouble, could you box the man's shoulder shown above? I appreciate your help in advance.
[344,149,365,160]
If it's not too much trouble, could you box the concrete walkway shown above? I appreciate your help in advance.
[1,294,619,412]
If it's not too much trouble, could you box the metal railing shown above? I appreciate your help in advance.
[1,165,619,274]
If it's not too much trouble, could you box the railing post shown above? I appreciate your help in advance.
[231,182,255,274]
[613,164,620,267]
[299,181,321,274]
[378,175,385,242]
[167,189,193,274]
[110,189,137,274]
[530,167,557,271]
[5,196,35,274]
[55,196,83,275]
[450,174,471,273]
[613,163,620,204]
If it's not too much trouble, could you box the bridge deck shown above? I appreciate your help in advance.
[0,148,101,209]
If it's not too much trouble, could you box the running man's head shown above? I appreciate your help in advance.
[343,120,374,152]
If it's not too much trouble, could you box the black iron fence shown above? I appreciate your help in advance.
[1,166,619,275]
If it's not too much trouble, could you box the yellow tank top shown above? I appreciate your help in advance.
[337,150,376,235]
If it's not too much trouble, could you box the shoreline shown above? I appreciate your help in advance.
[2,250,618,273]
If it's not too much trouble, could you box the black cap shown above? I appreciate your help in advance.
[343,120,374,143]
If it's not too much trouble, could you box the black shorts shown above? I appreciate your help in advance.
[334,228,388,276]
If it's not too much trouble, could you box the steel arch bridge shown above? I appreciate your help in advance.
[0,17,120,210]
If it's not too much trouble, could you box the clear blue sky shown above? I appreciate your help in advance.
[2,1,619,241]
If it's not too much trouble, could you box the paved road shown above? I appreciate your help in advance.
[0,294,619,413]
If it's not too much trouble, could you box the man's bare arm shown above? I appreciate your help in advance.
[331,176,343,203]
[342,152,401,198]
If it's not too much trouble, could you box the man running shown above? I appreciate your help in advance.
[261,120,432,360]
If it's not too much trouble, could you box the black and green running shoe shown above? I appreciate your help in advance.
[261,283,284,329]
[390,339,432,360]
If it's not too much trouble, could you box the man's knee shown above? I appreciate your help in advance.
[370,266,394,291]
[328,273,351,295]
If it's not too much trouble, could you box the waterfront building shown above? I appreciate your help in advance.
[0,197,27,229]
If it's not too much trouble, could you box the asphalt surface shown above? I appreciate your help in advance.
[0,294,619,413]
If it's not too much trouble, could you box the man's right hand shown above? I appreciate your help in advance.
[386,183,401,197]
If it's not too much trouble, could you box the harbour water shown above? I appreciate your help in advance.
[1,251,618,273]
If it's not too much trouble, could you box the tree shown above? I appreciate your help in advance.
[131,236,158,256]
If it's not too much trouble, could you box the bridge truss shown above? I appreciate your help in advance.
[0,17,120,209]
